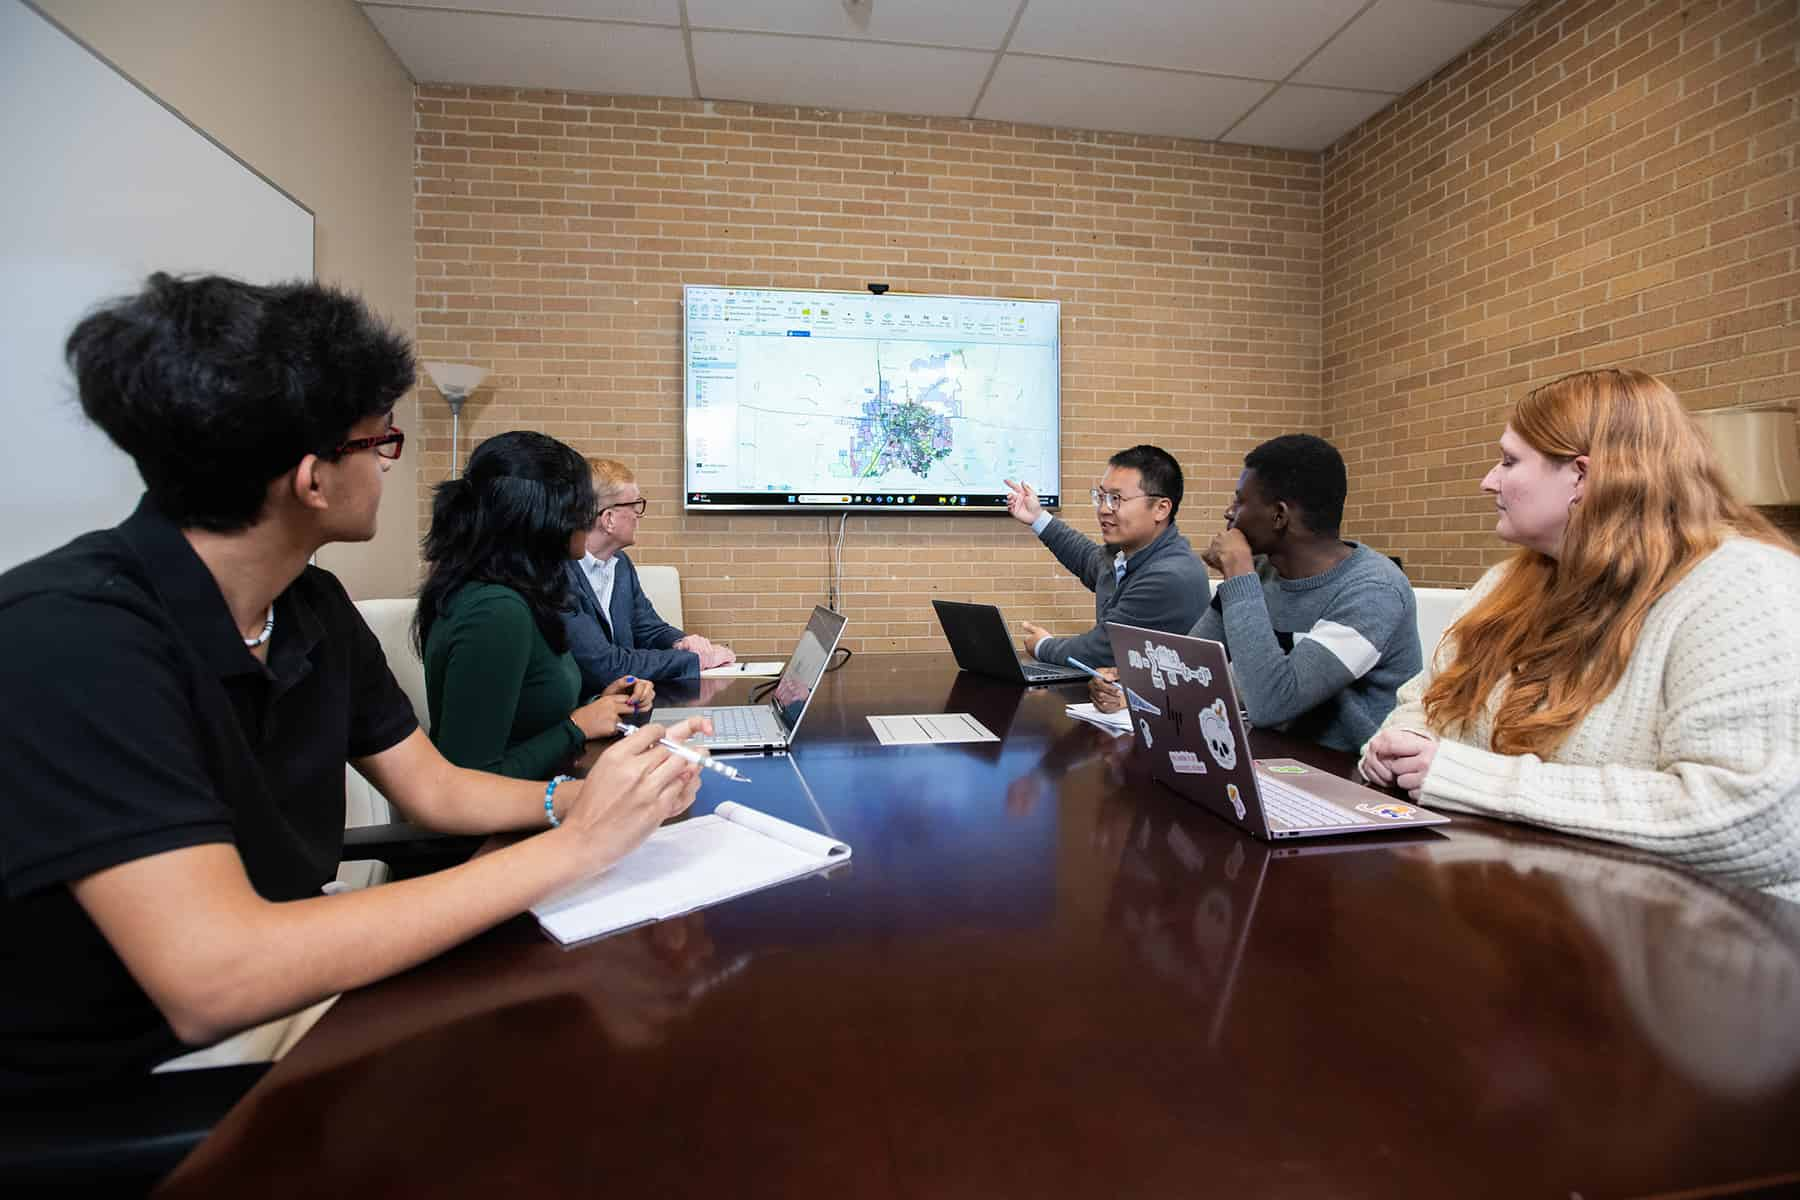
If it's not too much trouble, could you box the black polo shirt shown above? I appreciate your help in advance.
[0,497,417,1094]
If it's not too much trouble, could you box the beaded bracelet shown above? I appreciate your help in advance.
[544,774,573,827]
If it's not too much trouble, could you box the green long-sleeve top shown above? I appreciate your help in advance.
[423,582,586,780]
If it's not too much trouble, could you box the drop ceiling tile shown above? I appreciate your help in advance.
[691,32,992,116]
[364,6,692,94]
[686,0,1019,49]
[363,0,678,22]
[978,56,1274,141]
[1222,82,1396,151]
[1295,0,1512,92]
[1009,0,1367,80]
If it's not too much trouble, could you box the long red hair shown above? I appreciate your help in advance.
[1422,368,1791,756]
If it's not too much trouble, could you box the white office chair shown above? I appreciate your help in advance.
[1412,587,1469,670]
[636,564,684,630]
[355,597,429,728]
[339,596,427,879]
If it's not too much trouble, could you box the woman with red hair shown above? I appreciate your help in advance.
[1361,368,1800,899]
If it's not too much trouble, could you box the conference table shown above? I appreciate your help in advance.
[158,654,1800,1198]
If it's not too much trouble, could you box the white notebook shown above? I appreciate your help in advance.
[530,801,851,946]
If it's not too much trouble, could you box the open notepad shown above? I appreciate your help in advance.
[1065,702,1131,737]
[530,801,851,946]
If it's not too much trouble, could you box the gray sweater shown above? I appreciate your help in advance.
[1034,516,1211,668]
[1197,543,1419,753]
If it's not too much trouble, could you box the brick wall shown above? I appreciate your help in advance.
[1324,0,1800,586]
[415,95,1320,655]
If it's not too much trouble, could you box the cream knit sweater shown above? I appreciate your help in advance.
[1373,538,1800,902]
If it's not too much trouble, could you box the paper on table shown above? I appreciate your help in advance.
[867,712,999,746]
[530,800,850,946]
[700,661,785,678]
[1065,702,1132,736]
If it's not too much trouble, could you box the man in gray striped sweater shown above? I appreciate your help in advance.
[1092,435,1420,753]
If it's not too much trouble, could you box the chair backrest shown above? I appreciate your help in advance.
[343,597,424,832]
[636,564,683,630]
[1412,587,1468,670]
[354,597,428,729]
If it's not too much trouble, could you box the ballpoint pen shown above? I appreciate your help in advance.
[1065,656,1121,691]
[615,721,752,782]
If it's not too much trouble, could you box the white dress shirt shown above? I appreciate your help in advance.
[580,552,618,628]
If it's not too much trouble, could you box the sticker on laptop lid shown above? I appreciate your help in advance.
[1354,801,1420,821]
[1170,750,1207,774]
[1225,782,1246,821]
[1140,720,1154,748]
[1198,699,1238,770]
[1125,687,1162,717]
[1126,642,1212,690]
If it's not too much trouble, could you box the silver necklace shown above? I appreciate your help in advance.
[243,604,275,648]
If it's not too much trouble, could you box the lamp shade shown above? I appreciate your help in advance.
[1691,407,1800,506]
[422,361,489,400]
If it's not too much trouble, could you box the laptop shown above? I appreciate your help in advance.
[1104,622,1451,840]
[932,599,1088,685]
[653,606,848,752]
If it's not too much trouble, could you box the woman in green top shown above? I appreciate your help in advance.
[417,431,651,779]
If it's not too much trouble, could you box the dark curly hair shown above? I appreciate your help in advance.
[415,431,599,657]
[64,272,415,532]
[1243,434,1348,537]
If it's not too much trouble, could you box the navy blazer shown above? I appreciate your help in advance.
[561,554,699,689]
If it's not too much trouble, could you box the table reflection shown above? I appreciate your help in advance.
[1418,837,1800,1101]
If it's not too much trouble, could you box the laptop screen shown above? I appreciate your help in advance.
[771,606,849,734]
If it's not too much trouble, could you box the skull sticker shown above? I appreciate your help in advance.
[1198,698,1238,771]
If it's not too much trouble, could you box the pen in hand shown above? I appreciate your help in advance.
[616,721,752,783]
[1065,657,1120,692]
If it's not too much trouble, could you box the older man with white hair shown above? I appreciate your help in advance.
[562,457,734,688]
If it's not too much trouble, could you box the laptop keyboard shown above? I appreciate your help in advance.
[686,707,763,744]
[1021,662,1072,679]
[1255,770,1356,830]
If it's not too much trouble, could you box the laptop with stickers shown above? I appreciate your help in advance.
[1104,622,1451,840]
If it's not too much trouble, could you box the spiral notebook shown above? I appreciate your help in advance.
[530,801,852,946]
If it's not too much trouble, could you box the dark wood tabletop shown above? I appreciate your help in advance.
[158,654,1800,1199]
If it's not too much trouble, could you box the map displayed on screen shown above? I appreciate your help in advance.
[684,286,1060,513]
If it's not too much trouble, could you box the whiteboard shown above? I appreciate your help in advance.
[0,0,314,571]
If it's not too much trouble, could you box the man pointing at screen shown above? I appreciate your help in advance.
[1004,444,1210,668]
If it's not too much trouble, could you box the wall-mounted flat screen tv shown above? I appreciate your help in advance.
[683,285,1060,513]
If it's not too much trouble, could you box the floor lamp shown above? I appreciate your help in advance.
[1691,405,1800,505]
[422,362,489,478]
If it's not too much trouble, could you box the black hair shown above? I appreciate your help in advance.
[1107,444,1184,519]
[415,431,598,657]
[1243,434,1348,537]
[65,272,415,532]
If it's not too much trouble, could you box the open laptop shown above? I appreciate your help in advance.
[653,606,847,752]
[932,599,1087,685]
[1105,622,1451,840]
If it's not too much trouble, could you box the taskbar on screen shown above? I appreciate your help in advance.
[685,492,1059,512]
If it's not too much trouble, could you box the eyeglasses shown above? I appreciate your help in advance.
[1089,487,1164,512]
[330,426,404,461]
[602,497,648,517]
